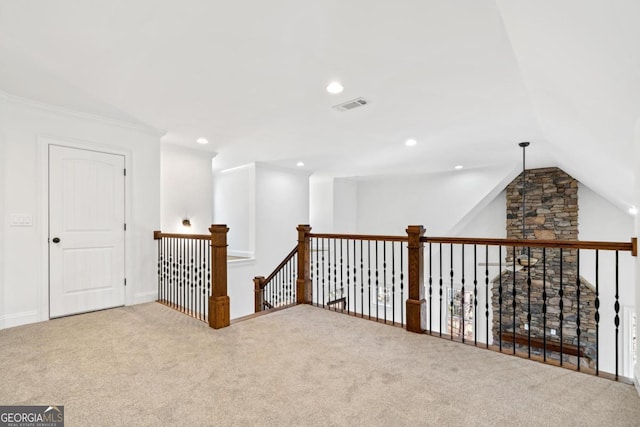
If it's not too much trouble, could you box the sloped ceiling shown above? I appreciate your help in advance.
[0,1,638,209]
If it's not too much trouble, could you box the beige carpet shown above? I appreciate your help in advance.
[1,303,639,426]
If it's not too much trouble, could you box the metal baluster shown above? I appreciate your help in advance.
[595,250,600,375]
[450,244,454,340]
[189,239,192,315]
[485,245,489,348]
[346,239,351,314]
[615,251,620,380]
[559,248,564,366]
[169,238,173,308]
[157,238,161,303]
[182,238,186,313]
[499,245,503,351]
[199,239,203,320]
[158,238,162,303]
[360,240,364,318]
[383,242,387,322]
[392,242,396,325]
[332,239,338,310]
[173,238,177,310]
[375,241,379,320]
[192,240,197,316]
[287,256,290,305]
[400,242,404,326]
[576,250,581,371]
[461,244,465,343]
[173,238,177,309]
[473,244,477,346]
[312,238,316,306]
[429,243,433,334]
[368,241,371,320]
[512,246,516,355]
[206,241,211,319]
[322,239,326,308]
[203,238,207,318]
[542,248,547,362]
[198,240,201,318]
[527,246,531,358]
[341,239,345,313]
[439,243,443,337]
[353,240,357,315]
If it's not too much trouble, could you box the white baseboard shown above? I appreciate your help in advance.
[134,291,158,305]
[635,365,640,397]
[0,310,40,329]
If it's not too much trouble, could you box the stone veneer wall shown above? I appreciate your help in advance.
[492,167,597,366]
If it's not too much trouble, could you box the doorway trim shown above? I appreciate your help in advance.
[37,134,133,321]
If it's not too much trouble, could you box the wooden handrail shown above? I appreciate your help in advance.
[422,236,636,255]
[262,246,298,289]
[309,233,408,242]
[153,231,211,240]
[309,232,635,255]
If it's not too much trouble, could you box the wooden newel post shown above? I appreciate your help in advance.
[254,276,265,312]
[296,224,312,304]
[209,224,230,329]
[406,225,426,333]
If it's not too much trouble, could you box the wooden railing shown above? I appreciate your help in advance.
[254,246,298,311]
[154,225,230,329]
[259,224,637,380]
[421,235,637,380]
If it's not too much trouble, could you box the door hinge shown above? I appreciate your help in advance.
[124,223,127,231]
[124,278,127,287]
[124,168,127,176]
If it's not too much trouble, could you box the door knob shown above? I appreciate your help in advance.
[52,237,61,244]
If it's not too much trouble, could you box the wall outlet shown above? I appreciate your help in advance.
[550,328,557,336]
[524,324,529,331]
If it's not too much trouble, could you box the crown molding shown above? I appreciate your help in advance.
[0,89,166,138]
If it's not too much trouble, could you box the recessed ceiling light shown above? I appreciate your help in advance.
[296,161,305,167]
[629,206,638,215]
[196,137,209,145]
[326,81,344,94]
[405,139,417,147]
[454,165,464,170]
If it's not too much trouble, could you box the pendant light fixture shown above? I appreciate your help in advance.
[516,142,537,268]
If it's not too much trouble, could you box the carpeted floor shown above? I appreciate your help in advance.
[1,303,639,426]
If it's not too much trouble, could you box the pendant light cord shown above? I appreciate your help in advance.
[519,142,530,242]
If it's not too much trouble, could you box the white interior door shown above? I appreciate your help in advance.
[49,145,125,318]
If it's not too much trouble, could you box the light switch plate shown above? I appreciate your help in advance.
[10,214,33,226]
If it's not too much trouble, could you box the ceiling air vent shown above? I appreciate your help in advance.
[332,97,369,112]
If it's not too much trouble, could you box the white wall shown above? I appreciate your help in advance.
[161,144,214,235]
[254,163,310,266]
[333,178,357,233]
[309,177,334,233]
[356,166,515,235]
[213,164,255,258]
[0,93,161,329]
[215,162,310,319]
[309,177,357,233]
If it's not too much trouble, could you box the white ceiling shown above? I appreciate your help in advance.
[1,1,639,208]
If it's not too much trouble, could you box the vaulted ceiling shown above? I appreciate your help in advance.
[1,1,639,210]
